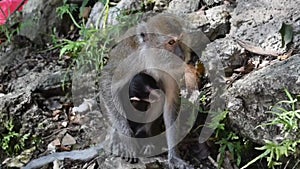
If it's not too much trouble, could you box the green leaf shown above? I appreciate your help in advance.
[284,89,294,102]
[241,149,271,169]
[279,23,293,48]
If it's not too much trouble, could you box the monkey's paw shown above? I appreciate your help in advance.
[168,155,193,169]
[110,134,139,163]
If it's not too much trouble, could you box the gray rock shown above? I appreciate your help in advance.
[167,0,200,15]
[86,0,143,29]
[86,2,104,28]
[187,5,232,41]
[62,133,76,146]
[19,0,65,45]
[153,0,170,12]
[230,0,300,53]
[225,54,300,144]
[202,0,300,145]
[202,37,246,76]
[0,48,29,74]
[202,0,223,6]
[4,147,36,168]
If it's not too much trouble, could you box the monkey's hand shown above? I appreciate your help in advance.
[109,129,139,163]
[168,153,193,169]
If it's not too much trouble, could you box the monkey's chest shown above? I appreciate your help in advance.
[128,114,164,138]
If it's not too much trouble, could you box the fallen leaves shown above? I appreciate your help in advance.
[233,59,255,74]
[227,28,295,88]
[236,40,278,57]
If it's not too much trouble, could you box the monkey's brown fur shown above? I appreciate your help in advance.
[99,14,203,169]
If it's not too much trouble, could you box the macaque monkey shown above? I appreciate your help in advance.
[99,13,202,168]
[128,72,166,138]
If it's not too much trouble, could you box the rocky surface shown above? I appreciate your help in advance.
[230,0,300,53]
[202,0,300,145]
[20,0,67,46]
[167,0,200,15]
[86,0,144,28]
[226,54,300,144]
[0,0,300,168]
[187,4,232,40]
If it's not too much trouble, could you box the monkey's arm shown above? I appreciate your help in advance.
[159,73,192,169]
[99,65,140,162]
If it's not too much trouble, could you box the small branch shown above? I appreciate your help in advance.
[208,155,224,169]
[292,159,300,169]
[23,143,104,169]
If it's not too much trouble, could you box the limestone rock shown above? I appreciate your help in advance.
[225,54,300,144]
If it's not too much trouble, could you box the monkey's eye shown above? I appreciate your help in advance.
[168,39,176,45]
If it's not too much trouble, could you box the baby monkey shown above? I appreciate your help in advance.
[128,72,165,138]
[129,72,160,111]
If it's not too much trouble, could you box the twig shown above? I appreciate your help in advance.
[23,143,104,169]
[292,159,300,169]
[284,159,290,169]
[208,155,223,169]
[226,73,242,89]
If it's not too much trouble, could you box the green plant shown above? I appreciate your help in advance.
[56,1,88,58]
[0,24,19,43]
[241,139,299,169]
[59,39,86,58]
[209,110,228,137]
[209,110,244,168]
[0,119,29,156]
[242,89,300,169]
[265,89,300,132]
[56,1,81,29]
[54,0,142,72]
[216,132,242,167]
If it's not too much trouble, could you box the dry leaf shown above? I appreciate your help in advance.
[234,61,255,74]
[237,40,279,57]
[52,110,62,116]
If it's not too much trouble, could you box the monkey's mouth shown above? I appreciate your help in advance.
[129,89,163,112]
[130,89,162,103]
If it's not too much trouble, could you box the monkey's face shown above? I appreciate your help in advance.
[140,33,185,61]
[129,73,161,112]
[154,34,185,61]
